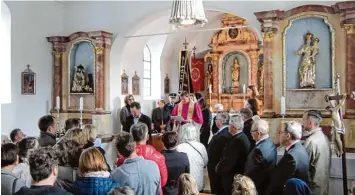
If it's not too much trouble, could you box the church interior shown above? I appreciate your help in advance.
[1,0,355,194]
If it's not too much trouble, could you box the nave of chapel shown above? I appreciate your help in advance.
[1,1,355,195]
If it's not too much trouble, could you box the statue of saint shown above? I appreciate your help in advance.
[326,94,346,157]
[206,63,213,90]
[297,33,318,88]
[231,57,240,88]
[71,64,92,93]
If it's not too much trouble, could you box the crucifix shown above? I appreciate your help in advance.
[193,46,196,59]
[324,73,355,195]
[183,37,188,50]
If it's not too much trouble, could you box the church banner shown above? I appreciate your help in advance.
[178,50,193,93]
[191,58,205,92]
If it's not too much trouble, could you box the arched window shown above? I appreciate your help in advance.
[143,45,151,97]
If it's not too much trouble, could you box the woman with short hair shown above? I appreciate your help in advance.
[176,173,199,195]
[74,147,119,195]
[232,174,257,195]
[12,137,39,187]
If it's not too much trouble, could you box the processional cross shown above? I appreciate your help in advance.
[324,73,355,195]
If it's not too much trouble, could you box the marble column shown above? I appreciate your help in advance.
[51,43,65,111]
[345,24,355,112]
[94,46,104,111]
[262,31,276,110]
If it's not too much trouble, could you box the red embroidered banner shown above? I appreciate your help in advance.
[191,58,205,92]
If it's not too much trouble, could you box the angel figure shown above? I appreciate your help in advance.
[326,94,346,157]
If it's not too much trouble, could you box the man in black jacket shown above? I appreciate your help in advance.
[245,119,277,195]
[240,107,255,149]
[211,104,224,134]
[207,112,230,194]
[216,114,250,195]
[124,102,152,141]
[266,121,309,195]
[151,100,170,133]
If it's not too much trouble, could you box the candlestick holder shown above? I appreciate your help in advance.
[56,108,60,130]
[79,110,83,127]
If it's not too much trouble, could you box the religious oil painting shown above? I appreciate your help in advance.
[121,70,129,95]
[69,40,95,94]
[132,72,140,96]
[228,27,239,39]
[21,65,36,95]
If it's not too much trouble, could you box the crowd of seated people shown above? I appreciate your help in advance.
[2,91,349,195]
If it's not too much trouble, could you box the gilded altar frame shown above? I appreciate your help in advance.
[67,39,97,110]
[282,14,336,97]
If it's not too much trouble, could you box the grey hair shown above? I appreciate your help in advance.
[284,121,303,140]
[230,114,244,130]
[129,122,148,142]
[251,119,269,135]
[214,104,224,112]
[239,108,253,119]
[179,123,200,143]
[108,186,135,195]
[305,111,322,127]
[216,112,230,125]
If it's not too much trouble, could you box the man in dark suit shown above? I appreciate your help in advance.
[207,112,230,194]
[164,93,177,115]
[245,119,277,195]
[124,102,152,141]
[266,121,310,195]
[216,114,250,195]
[161,131,190,195]
[151,99,170,133]
[211,104,224,134]
[240,107,256,149]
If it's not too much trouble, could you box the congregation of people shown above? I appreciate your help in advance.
[0,91,347,195]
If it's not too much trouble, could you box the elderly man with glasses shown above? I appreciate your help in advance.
[266,121,309,195]
[207,111,230,194]
[244,119,277,195]
[216,114,250,195]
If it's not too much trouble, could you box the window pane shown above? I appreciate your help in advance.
[144,70,151,78]
[144,46,151,61]
[144,61,151,70]
[144,79,151,88]
[144,88,151,96]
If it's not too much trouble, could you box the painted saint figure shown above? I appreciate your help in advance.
[297,33,319,88]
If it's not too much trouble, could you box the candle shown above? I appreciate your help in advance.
[56,96,60,110]
[209,85,212,93]
[79,97,83,111]
[243,84,246,94]
[280,96,286,115]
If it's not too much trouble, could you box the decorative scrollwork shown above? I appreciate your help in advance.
[95,47,104,54]
[344,24,355,35]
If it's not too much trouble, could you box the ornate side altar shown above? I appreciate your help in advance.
[205,14,262,111]
[47,31,113,136]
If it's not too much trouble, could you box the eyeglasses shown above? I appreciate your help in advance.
[128,99,134,101]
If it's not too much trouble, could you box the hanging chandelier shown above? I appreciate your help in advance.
[169,0,208,28]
